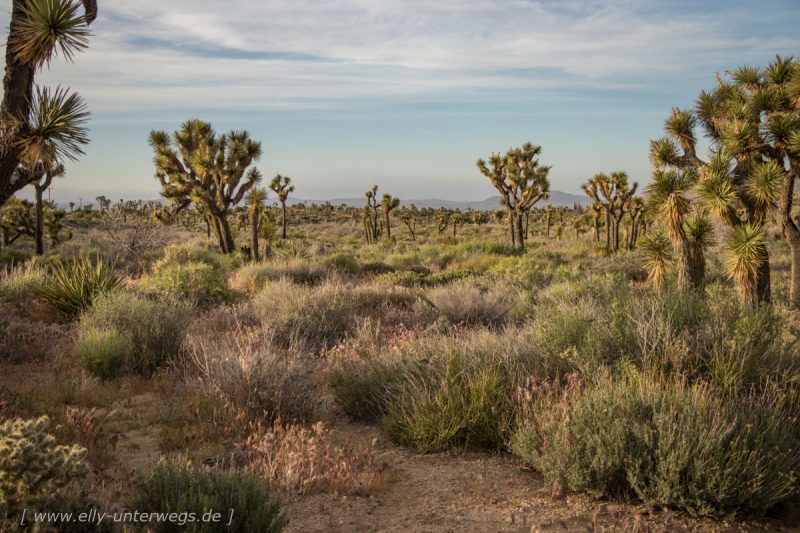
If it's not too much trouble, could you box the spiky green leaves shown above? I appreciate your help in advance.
[16,85,89,168]
[10,0,91,68]
[649,138,681,168]
[724,224,768,306]
[640,230,673,292]
[665,108,697,151]
[646,169,693,233]
[745,161,782,216]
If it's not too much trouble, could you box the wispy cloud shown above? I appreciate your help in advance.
[5,0,794,114]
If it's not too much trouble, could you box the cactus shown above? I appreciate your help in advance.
[0,417,87,523]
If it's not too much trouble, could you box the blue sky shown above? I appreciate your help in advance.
[3,0,800,202]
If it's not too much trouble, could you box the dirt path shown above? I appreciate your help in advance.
[284,423,781,533]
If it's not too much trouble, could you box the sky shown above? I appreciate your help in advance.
[3,0,800,203]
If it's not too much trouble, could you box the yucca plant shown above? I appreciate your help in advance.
[275,240,311,261]
[34,255,125,317]
[640,229,673,293]
[725,224,768,308]
[645,169,697,290]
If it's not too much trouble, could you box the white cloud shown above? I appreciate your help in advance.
[0,0,787,115]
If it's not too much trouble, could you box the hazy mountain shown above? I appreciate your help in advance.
[286,190,587,209]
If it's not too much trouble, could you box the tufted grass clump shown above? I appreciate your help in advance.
[131,461,285,533]
[141,245,231,305]
[77,291,192,376]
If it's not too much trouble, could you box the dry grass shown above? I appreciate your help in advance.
[246,420,387,498]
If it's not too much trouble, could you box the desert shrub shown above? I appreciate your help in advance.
[246,420,385,497]
[428,268,476,285]
[142,258,229,306]
[377,270,427,287]
[229,260,326,294]
[186,325,321,426]
[328,332,411,421]
[0,248,27,265]
[424,282,511,327]
[327,252,360,273]
[382,349,513,451]
[131,461,285,533]
[75,328,130,379]
[253,279,414,351]
[78,292,192,374]
[34,255,125,317]
[512,375,800,518]
[0,417,87,526]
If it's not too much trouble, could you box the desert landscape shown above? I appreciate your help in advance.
[1,1,800,532]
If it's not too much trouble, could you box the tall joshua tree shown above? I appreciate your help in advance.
[651,57,800,306]
[477,142,551,251]
[269,174,294,239]
[149,120,263,254]
[381,193,400,240]
[1,0,96,208]
[646,169,698,291]
[364,186,380,242]
[247,187,267,261]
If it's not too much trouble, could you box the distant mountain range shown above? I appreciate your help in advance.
[287,190,587,210]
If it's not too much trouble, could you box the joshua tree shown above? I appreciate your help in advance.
[399,206,417,241]
[582,172,638,253]
[269,174,294,239]
[627,197,645,249]
[582,176,612,252]
[607,172,638,252]
[0,0,96,208]
[686,212,715,286]
[381,193,400,240]
[260,209,277,259]
[646,169,698,291]
[68,201,74,212]
[149,121,263,254]
[247,187,267,261]
[651,56,800,306]
[364,186,380,241]
[477,142,551,251]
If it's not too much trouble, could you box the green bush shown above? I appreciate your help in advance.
[512,375,800,518]
[0,417,87,526]
[78,292,192,374]
[131,461,285,533]
[34,255,125,317]
[382,349,512,452]
[75,328,130,379]
[327,252,360,273]
[142,259,229,306]
[229,261,326,293]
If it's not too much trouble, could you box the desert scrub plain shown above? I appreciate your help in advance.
[1,1,800,529]
[1,197,800,532]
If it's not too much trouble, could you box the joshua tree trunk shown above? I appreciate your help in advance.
[281,201,288,239]
[384,211,391,240]
[34,186,44,255]
[781,171,800,308]
[593,217,600,242]
[508,211,516,248]
[251,212,260,262]
[515,211,525,251]
[0,2,36,208]
[674,232,694,293]
[756,255,771,305]
[217,215,235,254]
[604,210,611,253]
[614,213,623,252]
